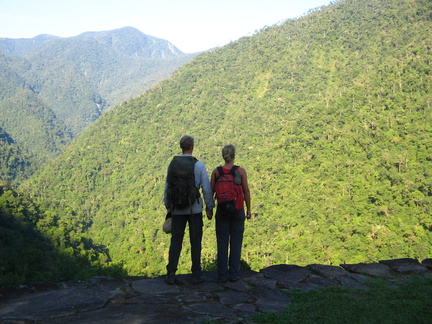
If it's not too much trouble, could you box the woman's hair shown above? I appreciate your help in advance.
[180,135,194,151]
[222,145,235,163]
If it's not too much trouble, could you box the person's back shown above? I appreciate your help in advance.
[214,165,244,214]
[164,135,214,285]
[210,145,251,282]
[167,155,199,211]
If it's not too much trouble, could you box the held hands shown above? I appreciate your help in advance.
[206,207,213,220]
[205,207,251,219]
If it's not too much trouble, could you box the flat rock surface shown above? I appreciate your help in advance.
[340,262,393,278]
[1,258,431,323]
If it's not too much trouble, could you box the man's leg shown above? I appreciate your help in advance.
[166,215,187,283]
[189,213,203,282]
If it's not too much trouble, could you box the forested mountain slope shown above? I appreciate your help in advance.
[0,184,126,288]
[0,52,72,182]
[19,26,196,136]
[0,27,197,181]
[0,127,32,183]
[24,0,432,278]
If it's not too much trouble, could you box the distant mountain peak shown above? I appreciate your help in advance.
[0,27,184,57]
[77,26,184,57]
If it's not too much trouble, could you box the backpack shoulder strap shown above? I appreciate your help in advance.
[229,165,239,176]
[233,165,242,185]
[217,165,238,178]
[216,166,224,179]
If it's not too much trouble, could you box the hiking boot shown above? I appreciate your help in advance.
[165,273,176,285]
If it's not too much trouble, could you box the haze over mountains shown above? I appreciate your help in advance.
[0,27,197,181]
[1,0,431,287]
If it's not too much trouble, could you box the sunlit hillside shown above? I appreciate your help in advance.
[20,0,432,279]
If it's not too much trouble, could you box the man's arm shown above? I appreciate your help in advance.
[164,164,170,209]
[199,163,214,218]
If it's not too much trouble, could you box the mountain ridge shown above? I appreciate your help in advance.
[78,26,185,57]
[0,34,59,56]
[0,27,197,181]
[0,26,188,58]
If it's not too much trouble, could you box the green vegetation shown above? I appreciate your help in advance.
[252,276,432,323]
[0,127,33,183]
[0,53,72,182]
[0,184,127,288]
[22,0,431,278]
[21,27,197,136]
[0,27,196,181]
[0,0,431,287]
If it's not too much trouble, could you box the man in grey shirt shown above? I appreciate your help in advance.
[164,135,214,284]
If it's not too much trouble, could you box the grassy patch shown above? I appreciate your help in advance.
[252,276,432,323]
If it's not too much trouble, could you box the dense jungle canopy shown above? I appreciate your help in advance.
[1,0,431,287]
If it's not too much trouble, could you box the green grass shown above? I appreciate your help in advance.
[252,276,432,324]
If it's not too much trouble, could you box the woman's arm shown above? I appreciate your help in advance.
[240,167,251,218]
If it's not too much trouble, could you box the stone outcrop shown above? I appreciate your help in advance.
[1,258,431,323]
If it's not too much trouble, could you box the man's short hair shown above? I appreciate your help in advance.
[180,135,194,152]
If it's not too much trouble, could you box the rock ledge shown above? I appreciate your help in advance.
[1,258,431,323]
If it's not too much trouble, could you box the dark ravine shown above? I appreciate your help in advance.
[1,258,431,323]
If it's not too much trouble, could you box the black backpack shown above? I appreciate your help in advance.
[167,156,200,210]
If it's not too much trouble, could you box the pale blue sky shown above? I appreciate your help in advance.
[0,0,333,53]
